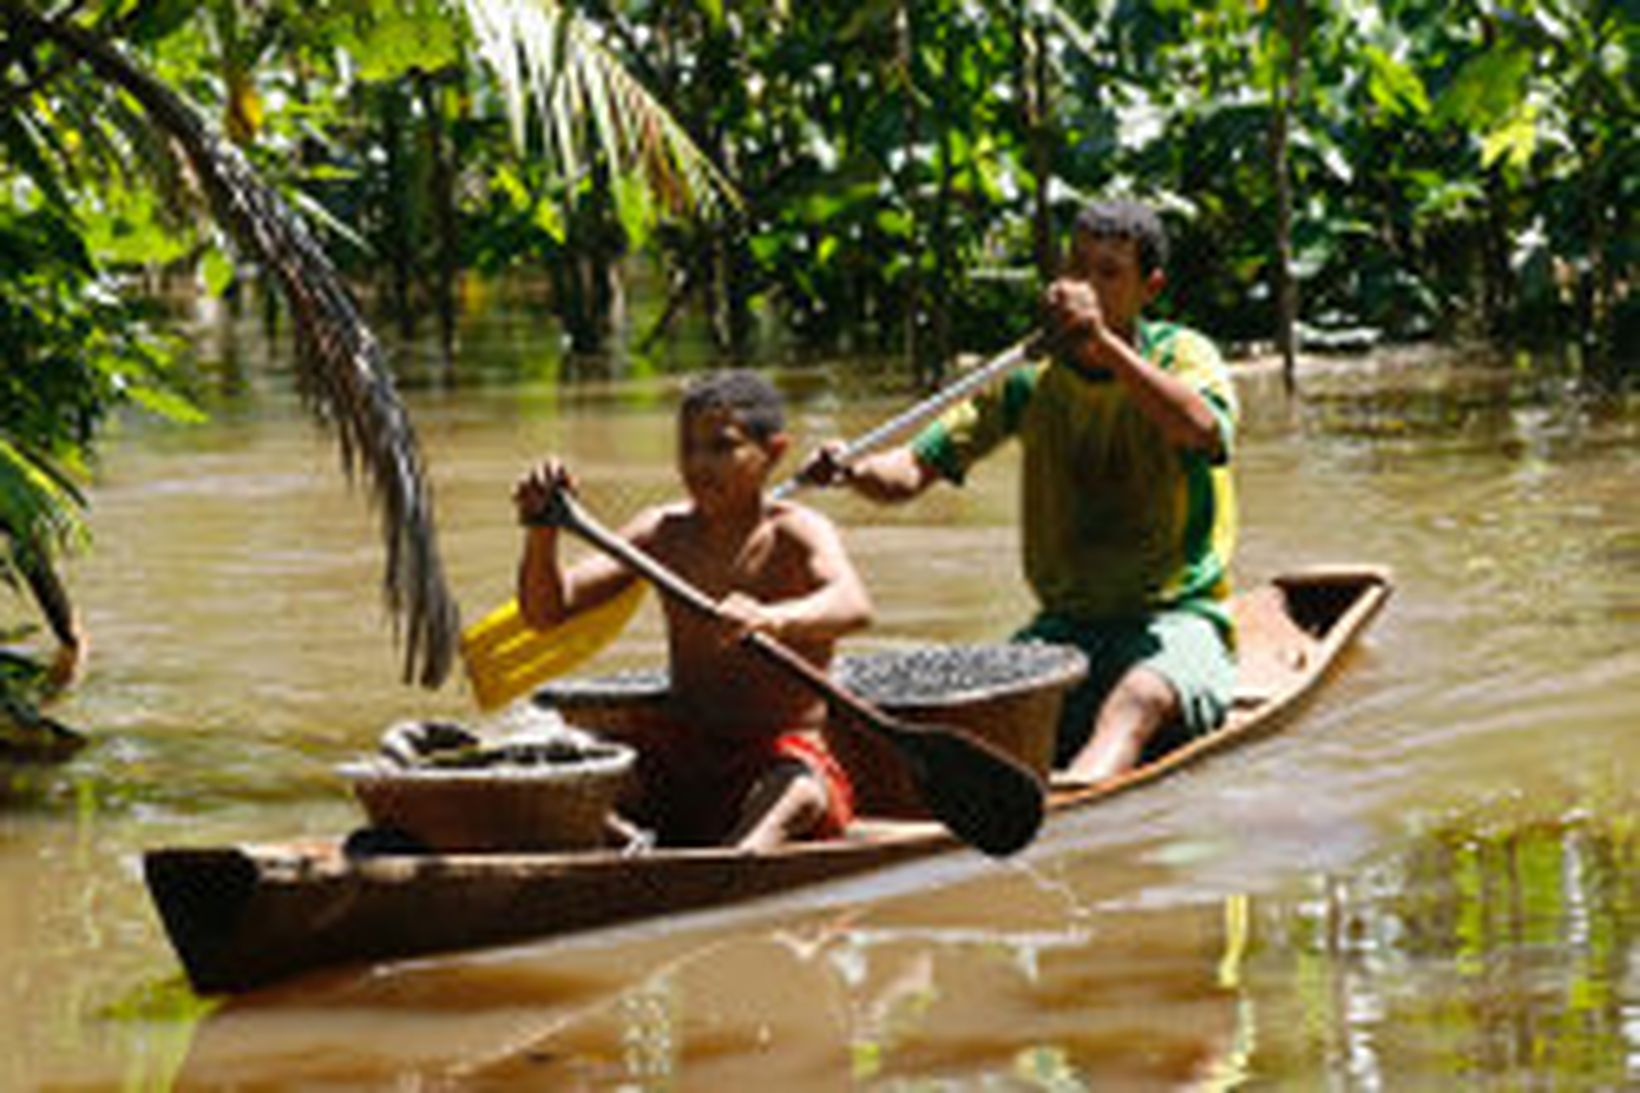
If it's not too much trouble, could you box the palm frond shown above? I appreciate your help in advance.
[10,9,461,687]
[0,438,88,582]
[459,0,741,215]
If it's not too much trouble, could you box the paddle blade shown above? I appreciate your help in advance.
[460,583,647,710]
[898,729,1045,857]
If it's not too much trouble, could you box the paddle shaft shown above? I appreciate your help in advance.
[767,331,1042,502]
[543,493,896,733]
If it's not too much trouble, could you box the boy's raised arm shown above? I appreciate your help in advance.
[798,442,942,503]
[1044,279,1224,457]
[513,458,646,630]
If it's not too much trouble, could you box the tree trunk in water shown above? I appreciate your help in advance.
[897,1,928,384]
[1576,117,1615,381]
[418,72,459,370]
[379,86,417,341]
[1481,170,1513,341]
[1270,0,1304,394]
[1019,5,1055,282]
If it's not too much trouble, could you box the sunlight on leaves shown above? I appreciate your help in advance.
[1481,101,1540,171]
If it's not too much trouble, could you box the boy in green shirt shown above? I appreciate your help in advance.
[800,200,1237,785]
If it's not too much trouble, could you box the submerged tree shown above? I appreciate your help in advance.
[0,203,175,758]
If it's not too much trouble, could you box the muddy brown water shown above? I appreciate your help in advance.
[2,343,1636,1089]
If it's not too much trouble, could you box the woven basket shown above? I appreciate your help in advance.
[821,643,1087,818]
[338,743,635,852]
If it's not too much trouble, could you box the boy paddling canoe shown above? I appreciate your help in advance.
[514,370,874,852]
[801,199,1240,786]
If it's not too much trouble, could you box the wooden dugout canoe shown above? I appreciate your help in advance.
[144,565,1391,994]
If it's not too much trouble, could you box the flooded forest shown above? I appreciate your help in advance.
[2,2,1635,1088]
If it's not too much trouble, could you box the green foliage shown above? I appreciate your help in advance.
[6,0,1635,385]
[335,0,462,82]
[0,194,199,715]
[0,204,196,467]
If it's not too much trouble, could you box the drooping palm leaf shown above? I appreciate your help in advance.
[0,436,86,656]
[0,437,87,750]
[0,438,87,590]
[459,0,739,215]
[8,8,460,687]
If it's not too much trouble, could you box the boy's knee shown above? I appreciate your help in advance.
[735,762,828,850]
[1108,667,1178,726]
[773,767,829,828]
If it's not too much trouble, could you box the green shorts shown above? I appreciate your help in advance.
[1012,609,1234,767]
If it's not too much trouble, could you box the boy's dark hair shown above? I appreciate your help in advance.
[1074,200,1169,275]
[680,369,786,442]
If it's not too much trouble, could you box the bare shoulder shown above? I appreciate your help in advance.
[767,499,843,539]
[765,500,851,559]
[622,501,687,548]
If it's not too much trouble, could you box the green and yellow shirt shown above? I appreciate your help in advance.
[911,320,1238,635]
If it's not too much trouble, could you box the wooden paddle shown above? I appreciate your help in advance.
[532,489,1045,857]
[462,332,1044,710]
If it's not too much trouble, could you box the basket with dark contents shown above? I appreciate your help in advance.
[536,642,1087,819]
[338,718,636,852]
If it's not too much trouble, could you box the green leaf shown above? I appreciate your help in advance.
[285,188,372,255]
[125,385,207,425]
[748,234,783,265]
[199,246,236,297]
[874,208,913,238]
[126,0,198,45]
[1363,45,1430,117]
[532,199,566,244]
[0,114,73,214]
[613,172,654,250]
[1437,47,1533,129]
[83,188,194,267]
[346,0,461,82]
[1481,102,1539,171]
[494,166,532,212]
[0,441,86,554]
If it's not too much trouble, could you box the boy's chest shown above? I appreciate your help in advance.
[654,523,796,599]
[1026,374,1167,479]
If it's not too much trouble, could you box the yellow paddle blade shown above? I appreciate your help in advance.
[460,581,648,711]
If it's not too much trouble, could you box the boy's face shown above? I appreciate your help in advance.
[1065,232,1165,335]
[678,406,786,516]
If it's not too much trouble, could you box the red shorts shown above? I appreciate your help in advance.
[635,727,855,847]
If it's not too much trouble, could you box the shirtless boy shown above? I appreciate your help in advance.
[513,371,874,852]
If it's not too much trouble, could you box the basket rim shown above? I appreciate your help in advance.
[537,642,1090,712]
[337,742,635,785]
[836,642,1090,709]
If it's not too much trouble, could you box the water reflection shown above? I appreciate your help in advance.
[175,891,1253,1090]
[1250,793,1640,1089]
